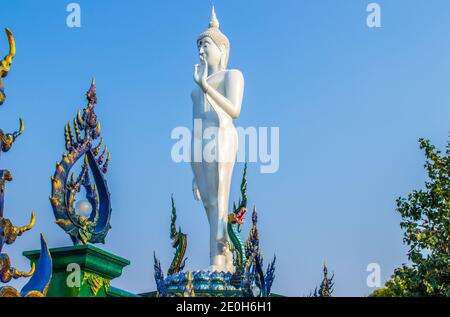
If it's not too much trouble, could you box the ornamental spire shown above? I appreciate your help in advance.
[209,6,220,29]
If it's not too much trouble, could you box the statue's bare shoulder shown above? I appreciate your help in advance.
[224,69,244,102]
[225,69,244,83]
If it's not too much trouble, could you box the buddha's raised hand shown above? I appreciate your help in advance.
[193,54,209,93]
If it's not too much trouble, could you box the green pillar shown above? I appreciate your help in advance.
[23,244,130,297]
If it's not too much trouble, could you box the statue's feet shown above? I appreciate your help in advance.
[206,264,226,273]
[207,255,236,273]
[206,264,235,273]
[224,253,236,274]
[207,243,236,273]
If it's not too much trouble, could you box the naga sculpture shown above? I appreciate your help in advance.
[0,28,52,297]
[228,163,248,286]
[50,79,112,245]
[168,195,187,275]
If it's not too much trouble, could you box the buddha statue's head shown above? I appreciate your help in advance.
[197,7,230,70]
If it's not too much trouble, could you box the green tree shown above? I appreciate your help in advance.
[372,136,450,297]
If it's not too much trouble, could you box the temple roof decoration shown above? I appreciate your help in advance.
[0,28,15,106]
[0,28,52,297]
[50,79,112,245]
[0,28,23,155]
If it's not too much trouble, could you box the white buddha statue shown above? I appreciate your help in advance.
[191,7,244,273]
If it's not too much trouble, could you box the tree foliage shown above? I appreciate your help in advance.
[372,136,450,297]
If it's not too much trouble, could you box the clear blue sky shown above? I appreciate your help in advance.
[1,0,449,296]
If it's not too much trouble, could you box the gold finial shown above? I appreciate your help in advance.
[1,28,15,77]
[183,271,196,297]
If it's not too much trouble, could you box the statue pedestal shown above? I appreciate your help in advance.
[155,270,245,297]
[23,244,130,297]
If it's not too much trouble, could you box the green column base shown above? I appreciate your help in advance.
[23,244,130,297]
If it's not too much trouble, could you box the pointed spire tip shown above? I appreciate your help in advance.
[209,5,220,28]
